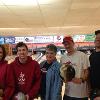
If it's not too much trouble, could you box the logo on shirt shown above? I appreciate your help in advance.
[65,61,77,67]
[18,72,25,85]
[41,68,47,73]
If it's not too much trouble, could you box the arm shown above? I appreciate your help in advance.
[81,68,89,82]
[94,97,100,100]
[53,64,63,100]
[81,53,90,82]
[0,97,3,100]
[71,68,89,84]
[72,53,90,84]
[55,66,63,100]
[27,62,41,99]
[3,65,15,100]
[46,63,63,100]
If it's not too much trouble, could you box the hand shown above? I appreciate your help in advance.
[0,97,3,100]
[0,89,3,97]
[25,94,29,100]
[71,77,82,84]
[94,97,100,100]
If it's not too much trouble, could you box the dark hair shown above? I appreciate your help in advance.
[95,30,100,35]
[0,45,6,60]
[16,42,28,51]
[46,44,57,53]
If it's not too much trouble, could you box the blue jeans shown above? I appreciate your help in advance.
[63,95,88,100]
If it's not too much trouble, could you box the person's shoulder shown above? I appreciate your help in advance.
[89,51,96,58]
[77,50,87,56]
[60,53,67,59]
[53,60,61,70]
[30,60,40,69]
[3,60,8,65]
[9,59,16,66]
[55,60,61,66]
[31,59,39,64]
[53,60,60,65]
[77,50,84,54]
[0,60,8,70]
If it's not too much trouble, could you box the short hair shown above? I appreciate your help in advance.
[0,44,6,60]
[46,44,57,53]
[16,42,28,51]
[95,30,100,35]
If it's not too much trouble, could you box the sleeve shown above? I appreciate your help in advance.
[54,64,63,100]
[27,61,41,99]
[60,54,67,64]
[81,53,90,81]
[82,53,90,69]
[3,64,15,100]
[60,64,67,82]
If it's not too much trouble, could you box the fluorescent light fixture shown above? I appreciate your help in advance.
[0,0,37,5]
[0,0,54,5]
[37,0,54,4]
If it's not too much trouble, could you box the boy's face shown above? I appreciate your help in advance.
[45,49,56,63]
[17,46,28,61]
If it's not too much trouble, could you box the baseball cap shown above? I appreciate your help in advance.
[62,36,74,44]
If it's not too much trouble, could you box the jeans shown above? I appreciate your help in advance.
[63,95,88,100]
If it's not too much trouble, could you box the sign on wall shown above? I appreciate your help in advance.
[15,37,25,43]
[53,36,63,43]
[5,37,15,44]
[0,37,4,44]
[73,34,95,42]
[34,36,53,43]
[24,37,34,43]
[73,35,85,42]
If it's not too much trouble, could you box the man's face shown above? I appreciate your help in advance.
[94,34,100,49]
[0,47,3,61]
[63,41,74,53]
[45,49,56,63]
[17,46,28,61]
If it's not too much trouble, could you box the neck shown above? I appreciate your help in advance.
[19,57,27,64]
[67,49,76,56]
[47,58,56,64]
[47,61,52,64]
[96,47,100,52]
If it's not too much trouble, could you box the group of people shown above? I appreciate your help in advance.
[0,42,41,100]
[0,30,100,100]
[60,30,100,100]
[0,42,62,100]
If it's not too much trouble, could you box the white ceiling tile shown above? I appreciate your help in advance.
[0,0,100,35]
[0,0,37,5]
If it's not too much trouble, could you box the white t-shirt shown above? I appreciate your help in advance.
[60,51,90,98]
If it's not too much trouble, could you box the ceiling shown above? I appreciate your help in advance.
[0,0,100,36]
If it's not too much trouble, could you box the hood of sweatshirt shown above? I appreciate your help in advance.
[14,56,33,66]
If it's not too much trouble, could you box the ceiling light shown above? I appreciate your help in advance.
[37,0,54,4]
[0,0,37,5]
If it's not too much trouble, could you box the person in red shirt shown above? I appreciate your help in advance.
[10,42,41,100]
[0,44,14,100]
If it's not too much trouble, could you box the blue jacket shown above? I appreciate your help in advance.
[40,60,62,100]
